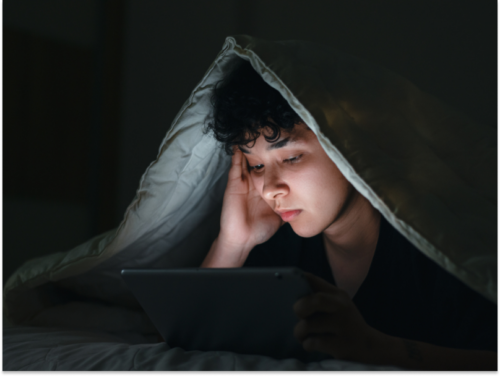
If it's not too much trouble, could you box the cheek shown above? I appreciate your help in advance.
[292,163,351,224]
[251,174,265,195]
[292,165,335,202]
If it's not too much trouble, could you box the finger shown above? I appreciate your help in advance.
[240,153,261,196]
[303,272,339,294]
[244,158,258,193]
[293,292,341,319]
[294,312,336,342]
[302,334,337,355]
[228,147,242,181]
[241,147,250,178]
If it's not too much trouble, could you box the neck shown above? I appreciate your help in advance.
[322,191,381,261]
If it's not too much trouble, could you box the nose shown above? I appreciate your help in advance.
[262,167,289,200]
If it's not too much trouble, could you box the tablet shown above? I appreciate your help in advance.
[121,267,326,360]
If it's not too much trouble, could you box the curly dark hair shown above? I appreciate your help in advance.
[206,59,302,155]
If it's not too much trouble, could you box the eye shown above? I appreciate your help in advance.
[248,164,264,172]
[283,154,303,164]
[247,154,303,172]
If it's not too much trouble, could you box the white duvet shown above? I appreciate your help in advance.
[4,327,401,370]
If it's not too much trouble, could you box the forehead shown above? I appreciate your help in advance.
[239,123,312,154]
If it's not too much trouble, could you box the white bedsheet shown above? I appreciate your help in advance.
[4,326,401,371]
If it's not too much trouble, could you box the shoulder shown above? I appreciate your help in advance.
[381,219,491,305]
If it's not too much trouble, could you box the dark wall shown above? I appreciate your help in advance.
[3,0,123,281]
[3,0,496,282]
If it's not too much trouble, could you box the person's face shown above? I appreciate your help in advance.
[240,122,354,238]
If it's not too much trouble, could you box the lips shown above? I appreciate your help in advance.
[276,209,302,222]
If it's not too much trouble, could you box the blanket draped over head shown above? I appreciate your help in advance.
[4,35,496,370]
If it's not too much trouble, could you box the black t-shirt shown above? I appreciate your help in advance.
[244,217,497,352]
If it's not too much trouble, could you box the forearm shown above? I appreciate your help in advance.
[200,237,252,268]
[374,334,497,370]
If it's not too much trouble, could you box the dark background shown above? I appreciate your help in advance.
[3,0,497,282]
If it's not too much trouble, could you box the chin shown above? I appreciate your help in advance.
[289,221,324,238]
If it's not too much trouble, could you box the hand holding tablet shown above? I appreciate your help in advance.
[294,273,384,363]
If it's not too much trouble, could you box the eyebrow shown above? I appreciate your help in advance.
[238,137,297,154]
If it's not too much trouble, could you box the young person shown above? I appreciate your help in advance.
[201,60,497,370]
